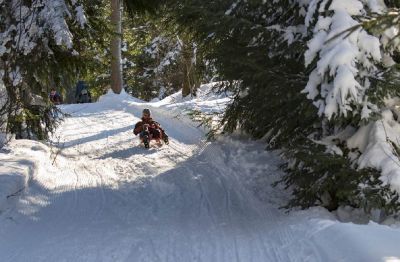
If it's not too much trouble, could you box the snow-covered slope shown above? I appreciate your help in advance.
[0,88,400,261]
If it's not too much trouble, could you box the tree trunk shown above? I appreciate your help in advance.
[111,0,123,94]
[181,41,198,98]
[182,60,190,97]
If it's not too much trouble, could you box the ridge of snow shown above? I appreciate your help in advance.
[0,140,49,213]
[149,82,232,115]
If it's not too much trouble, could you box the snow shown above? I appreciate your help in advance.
[141,36,182,81]
[329,0,364,16]
[305,31,327,66]
[347,111,400,192]
[0,81,6,148]
[366,0,387,14]
[302,0,389,120]
[75,5,87,29]
[10,67,22,87]
[0,0,87,85]
[267,24,307,46]
[0,140,49,213]
[300,0,400,201]
[225,1,239,15]
[0,86,400,261]
[149,83,231,116]
[358,31,382,62]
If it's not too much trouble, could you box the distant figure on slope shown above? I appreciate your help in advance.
[75,80,92,104]
[49,88,62,105]
[133,108,169,148]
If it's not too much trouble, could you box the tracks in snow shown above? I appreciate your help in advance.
[0,100,327,262]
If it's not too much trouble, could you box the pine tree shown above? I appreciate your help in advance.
[0,0,108,141]
[122,4,203,100]
[162,0,400,214]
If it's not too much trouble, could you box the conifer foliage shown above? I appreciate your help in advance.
[0,0,105,141]
[159,0,400,214]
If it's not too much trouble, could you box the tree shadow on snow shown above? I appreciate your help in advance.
[14,142,271,226]
[0,141,293,262]
[95,145,157,159]
[60,125,133,149]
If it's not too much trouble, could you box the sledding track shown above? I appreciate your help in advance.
[1,94,400,262]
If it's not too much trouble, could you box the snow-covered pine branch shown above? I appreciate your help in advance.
[0,0,87,141]
[0,0,86,59]
[302,0,389,121]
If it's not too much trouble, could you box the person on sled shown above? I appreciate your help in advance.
[133,108,169,148]
[49,88,62,105]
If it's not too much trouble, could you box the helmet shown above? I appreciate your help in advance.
[142,108,151,116]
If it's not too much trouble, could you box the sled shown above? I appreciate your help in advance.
[140,124,169,149]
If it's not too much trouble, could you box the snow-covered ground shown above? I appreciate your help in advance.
[1,87,400,262]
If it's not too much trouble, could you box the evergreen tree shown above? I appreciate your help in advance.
[0,0,108,141]
[161,0,400,214]
[123,3,202,100]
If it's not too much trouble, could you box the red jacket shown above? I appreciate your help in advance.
[133,117,162,135]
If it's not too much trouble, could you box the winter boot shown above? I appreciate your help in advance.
[163,134,169,145]
[143,136,150,148]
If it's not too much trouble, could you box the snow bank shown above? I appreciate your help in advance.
[98,89,143,104]
[82,83,230,122]
[146,83,232,132]
[0,157,30,212]
[81,84,232,136]
[149,82,232,114]
[0,140,50,213]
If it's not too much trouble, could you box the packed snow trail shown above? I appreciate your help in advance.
[1,91,400,262]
